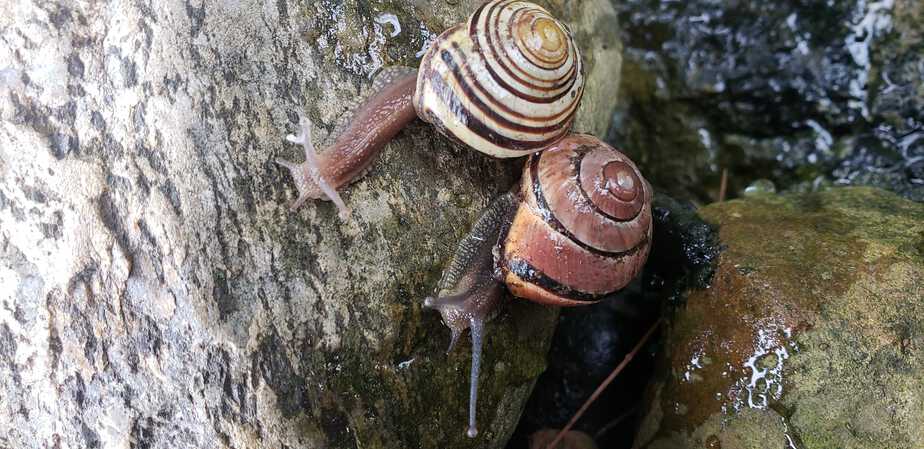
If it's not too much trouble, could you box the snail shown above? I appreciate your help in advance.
[423,134,651,438]
[277,0,582,218]
[276,0,652,439]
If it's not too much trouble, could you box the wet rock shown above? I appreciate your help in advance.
[645,195,722,296]
[609,0,924,203]
[510,299,657,449]
[634,187,924,449]
[0,1,621,448]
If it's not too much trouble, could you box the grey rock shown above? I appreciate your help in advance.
[0,1,621,448]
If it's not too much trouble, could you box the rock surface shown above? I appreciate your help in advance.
[610,0,924,203]
[634,187,924,449]
[0,1,622,448]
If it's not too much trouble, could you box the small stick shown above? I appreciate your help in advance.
[592,404,640,440]
[543,318,664,449]
[718,168,728,202]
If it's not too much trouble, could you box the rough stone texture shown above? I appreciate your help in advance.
[633,187,924,449]
[0,1,621,448]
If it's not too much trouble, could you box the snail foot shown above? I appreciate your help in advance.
[280,113,351,220]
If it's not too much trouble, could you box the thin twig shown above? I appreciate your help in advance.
[718,168,728,202]
[544,318,664,449]
[592,404,640,440]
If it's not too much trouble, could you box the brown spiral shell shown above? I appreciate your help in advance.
[414,0,585,158]
[499,134,652,306]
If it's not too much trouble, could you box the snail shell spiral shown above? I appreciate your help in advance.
[500,134,652,306]
[414,0,584,158]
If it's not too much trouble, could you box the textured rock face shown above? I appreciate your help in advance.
[634,187,924,449]
[0,1,622,448]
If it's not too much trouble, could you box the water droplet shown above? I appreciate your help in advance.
[743,179,777,197]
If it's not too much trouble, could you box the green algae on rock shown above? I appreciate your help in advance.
[634,187,924,449]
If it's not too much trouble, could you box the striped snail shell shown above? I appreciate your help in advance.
[414,0,584,158]
[500,134,653,305]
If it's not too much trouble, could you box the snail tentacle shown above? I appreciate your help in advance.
[466,317,484,439]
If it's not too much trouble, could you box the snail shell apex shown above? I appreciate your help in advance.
[414,0,585,158]
[500,135,653,306]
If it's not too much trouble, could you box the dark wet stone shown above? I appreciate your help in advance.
[609,0,924,203]
[509,298,658,449]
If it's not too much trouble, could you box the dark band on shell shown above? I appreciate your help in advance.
[504,257,603,302]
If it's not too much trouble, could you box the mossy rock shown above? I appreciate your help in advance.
[634,187,924,449]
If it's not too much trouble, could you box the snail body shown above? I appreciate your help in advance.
[276,0,651,439]
[276,67,418,217]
